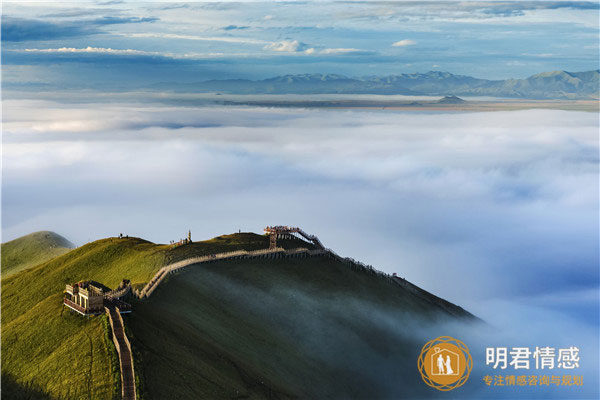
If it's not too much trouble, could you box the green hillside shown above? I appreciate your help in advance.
[1,231,75,277]
[1,232,298,399]
[1,231,477,399]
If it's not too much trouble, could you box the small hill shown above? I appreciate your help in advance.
[1,231,75,277]
[437,95,466,104]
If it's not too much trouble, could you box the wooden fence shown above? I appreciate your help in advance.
[133,247,328,299]
[132,244,403,301]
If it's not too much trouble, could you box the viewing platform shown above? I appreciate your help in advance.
[264,226,325,249]
[64,280,132,316]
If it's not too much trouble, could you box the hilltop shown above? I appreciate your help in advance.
[1,231,477,399]
[1,231,74,277]
[437,95,466,104]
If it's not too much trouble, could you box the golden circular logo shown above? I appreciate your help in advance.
[417,336,473,391]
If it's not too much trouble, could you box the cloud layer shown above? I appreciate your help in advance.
[3,101,597,304]
[2,100,598,394]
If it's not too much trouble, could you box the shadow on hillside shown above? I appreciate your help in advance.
[1,373,52,400]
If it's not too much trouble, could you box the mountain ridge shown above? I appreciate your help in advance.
[1,230,478,399]
[149,69,599,99]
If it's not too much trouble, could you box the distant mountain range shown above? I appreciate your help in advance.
[152,70,599,99]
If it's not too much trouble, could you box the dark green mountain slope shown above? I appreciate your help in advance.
[127,256,477,399]
[1,231,74,277]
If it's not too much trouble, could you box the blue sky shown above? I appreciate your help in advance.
[2,0,599,89]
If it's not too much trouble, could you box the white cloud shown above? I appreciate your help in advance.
[319,48,363,55]
[23,47,154,55]
[304,48,315,55]
[126,32,266,45]
[264,40,307,52]
[392,39,416,47]
[5,102,597,207]
[522,53,560,58]
[16,47,251,60]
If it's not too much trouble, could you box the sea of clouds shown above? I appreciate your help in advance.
[2,100,598,397]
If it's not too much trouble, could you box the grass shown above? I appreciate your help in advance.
[101,315,122,400]
[127,256,475,399]
[1,293,114,399]
[1,237,166,325]
[2,231,475,398]
[1,231,74,277]
[0,232,294,398]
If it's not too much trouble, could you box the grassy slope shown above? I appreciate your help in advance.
[1,232,282,399]
[128,256,476,399]
[1,231,75,277]
[2,295,115,399]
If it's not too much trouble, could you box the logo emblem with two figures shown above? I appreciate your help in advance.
[418,336,473,391]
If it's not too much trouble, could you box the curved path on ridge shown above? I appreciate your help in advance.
[132,228,392,300]
[133,228,331,299]
[134,247,327,299]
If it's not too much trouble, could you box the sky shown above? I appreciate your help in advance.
[2,1,599,397]
[1,0,599,89]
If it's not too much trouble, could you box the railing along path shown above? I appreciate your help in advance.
[134,247,327,299]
